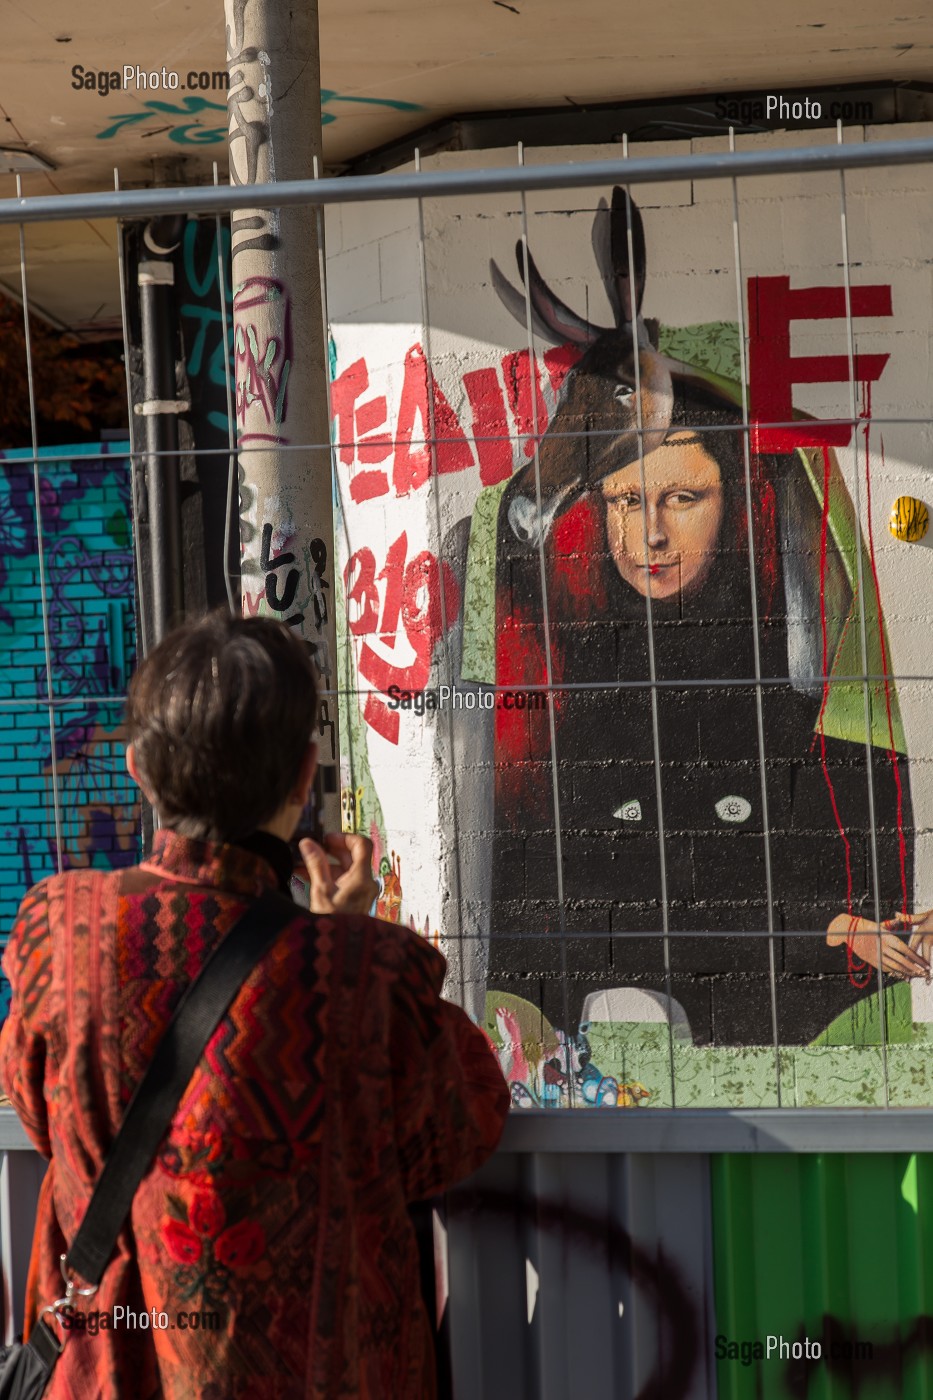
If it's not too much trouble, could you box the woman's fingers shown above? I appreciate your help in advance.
[299,837,338,913]
[324,833,379,915]
[300,834,379,916]
[322,833,355,875]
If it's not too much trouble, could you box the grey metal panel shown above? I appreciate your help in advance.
[7,1106,933,1155]
[626,1156,718,1400]
[0,136,932,225]
[446,1151,715,1400]
[6,1106,933,1157]
[447,1150,530,1400]
[0,1112,31,1151]
[500,1107,933,1153]
[0,1150,46,1344]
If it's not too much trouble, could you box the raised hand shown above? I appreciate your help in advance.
[299,833,379,917]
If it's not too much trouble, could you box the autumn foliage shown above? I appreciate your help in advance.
[0,296,128,448]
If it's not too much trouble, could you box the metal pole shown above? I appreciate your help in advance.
[224,0,340,826]
[137,215,186,642]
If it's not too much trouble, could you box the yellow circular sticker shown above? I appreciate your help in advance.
[889,496,929,542]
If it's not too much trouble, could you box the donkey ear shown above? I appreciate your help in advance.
[490,256,577,346]
[610,187,646,326]
[490,257,535,331]
[591,197,623,325]
[509,242,605,348]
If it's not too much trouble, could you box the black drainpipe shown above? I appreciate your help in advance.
[137,214,187,643]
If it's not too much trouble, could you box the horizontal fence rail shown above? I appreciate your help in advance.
[0,134,931,223]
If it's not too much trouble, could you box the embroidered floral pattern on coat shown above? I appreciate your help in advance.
[0,831,510,1399]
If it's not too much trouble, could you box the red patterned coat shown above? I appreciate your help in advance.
[0,831,510,1398]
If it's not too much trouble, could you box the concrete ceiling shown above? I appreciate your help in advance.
[1,0,931,330]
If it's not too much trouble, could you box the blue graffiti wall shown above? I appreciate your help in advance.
[0,442,139,1020]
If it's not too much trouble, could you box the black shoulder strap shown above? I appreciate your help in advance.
[67,889,301,1284]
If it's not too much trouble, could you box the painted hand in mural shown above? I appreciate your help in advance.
[299,833,379,916]
[826,915,930,980]
[905,911,933,972]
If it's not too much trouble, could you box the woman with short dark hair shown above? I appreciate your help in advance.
[0,610,509,1398]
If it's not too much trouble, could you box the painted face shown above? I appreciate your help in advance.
[601,433,724,600]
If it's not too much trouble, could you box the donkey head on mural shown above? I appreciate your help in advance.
[491,189,682,547]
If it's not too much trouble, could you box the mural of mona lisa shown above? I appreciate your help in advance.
[481,192,917,1048]
[487,384,917,1047]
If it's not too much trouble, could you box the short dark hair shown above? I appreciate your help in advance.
[125,610,317,841]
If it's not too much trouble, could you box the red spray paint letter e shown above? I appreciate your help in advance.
[748,276,891,450]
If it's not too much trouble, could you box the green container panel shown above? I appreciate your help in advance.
[712,1153,933,1399]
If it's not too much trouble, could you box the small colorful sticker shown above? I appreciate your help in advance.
[889,496,929,543]
[614,800,642,822]
[715,795,751,824]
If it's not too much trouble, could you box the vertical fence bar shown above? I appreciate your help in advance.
[114,167,158,847]
[836,122,890,1100]
[312,158,360,832]
[516,142,573,1098]
[114,168,151,659]
[621,139,676,1106]
[728,129,783,1104]
[15,175,64,874]
[413,148,467,1010]
[212,161,239,619]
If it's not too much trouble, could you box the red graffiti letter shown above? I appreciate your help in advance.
[748,276,891,450]
[344,548,380,636]
[330,357,367,466]
[393,344,474,496]
[331,359,391,502]
[463,367,514,487]
[351,532,461,745]
[501,349,548,459]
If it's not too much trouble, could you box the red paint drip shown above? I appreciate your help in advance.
[814,446,866,985]
[749,451,778,621]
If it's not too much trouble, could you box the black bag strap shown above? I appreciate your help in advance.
[66,888,300,1284]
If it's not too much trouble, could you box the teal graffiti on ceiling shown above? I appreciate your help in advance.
[95,91,425,144]
[319,90,424,125]
[95,96,228,145]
